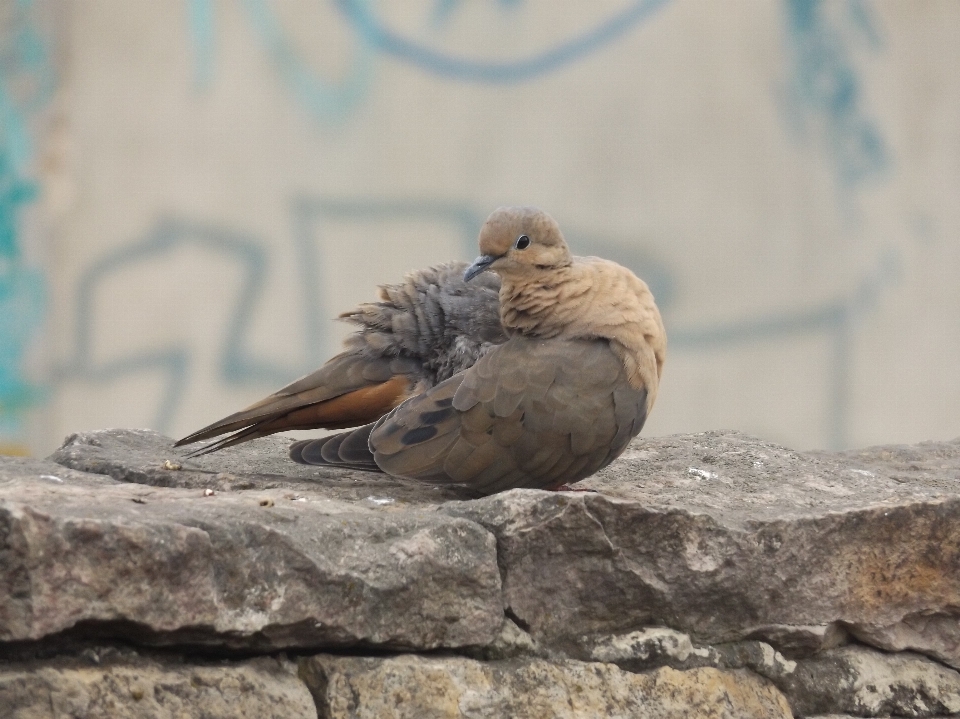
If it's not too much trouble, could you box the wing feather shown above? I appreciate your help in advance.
[298,336,649,494]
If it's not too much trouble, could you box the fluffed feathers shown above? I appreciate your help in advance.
[176,262,505,456]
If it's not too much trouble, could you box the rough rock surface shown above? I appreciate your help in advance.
[442,432,960,666]
[49,427,470,504]
[578,626,960,718]
[0,445,502,651]
[581,626,801,677]
[781,646,960,718]
[0,650,314,718]
[298,654,793,719]
[0,427,958,717]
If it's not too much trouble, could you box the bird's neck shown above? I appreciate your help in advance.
[497,264,580,339]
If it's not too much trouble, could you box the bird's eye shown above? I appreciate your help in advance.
[515,235,530,250]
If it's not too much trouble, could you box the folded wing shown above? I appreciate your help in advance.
[293,336,648,493]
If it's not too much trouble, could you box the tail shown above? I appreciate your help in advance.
[175,354,417,457]
[289,423,381,472]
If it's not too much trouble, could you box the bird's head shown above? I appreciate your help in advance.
[464,207,572,282]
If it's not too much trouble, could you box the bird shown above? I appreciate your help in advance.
[177,207,666,495]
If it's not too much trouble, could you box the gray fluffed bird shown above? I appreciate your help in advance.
[176,207,666,495]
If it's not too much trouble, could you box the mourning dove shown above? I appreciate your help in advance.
[179,207,667,494]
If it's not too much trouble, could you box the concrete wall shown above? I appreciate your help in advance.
[4,0,960,455]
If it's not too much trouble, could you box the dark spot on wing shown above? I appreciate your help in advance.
[420,407,455,424]
[434,397,454,408]
[401,426,438,445]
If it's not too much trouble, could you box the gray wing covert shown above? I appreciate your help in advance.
[370,336,648,493]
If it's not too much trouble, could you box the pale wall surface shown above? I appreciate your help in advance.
[3,0,959,455]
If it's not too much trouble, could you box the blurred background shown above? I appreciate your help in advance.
[2,0,959,457]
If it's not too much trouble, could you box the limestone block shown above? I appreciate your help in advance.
[299,654,792,719]
[579,628,960,718]
[0,450,502,651]
[443,431,960,666]
[0,653,315,719]
[781,646,960,718]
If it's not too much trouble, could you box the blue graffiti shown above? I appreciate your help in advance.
[60,219,297,433]
[0,259,45,422]
[184,0,889,201]
[187,0,215,89]
[782,0,888,189]
[242,0,374,122]
[186,0,671,122]
[0,149,36,259]
[187,0,374,122]
[335,0,671,83]
[0,0,53,446]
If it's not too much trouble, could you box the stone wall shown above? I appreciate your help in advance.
[2,428,960,717]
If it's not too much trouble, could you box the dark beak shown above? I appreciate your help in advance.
[463,255,498,282]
